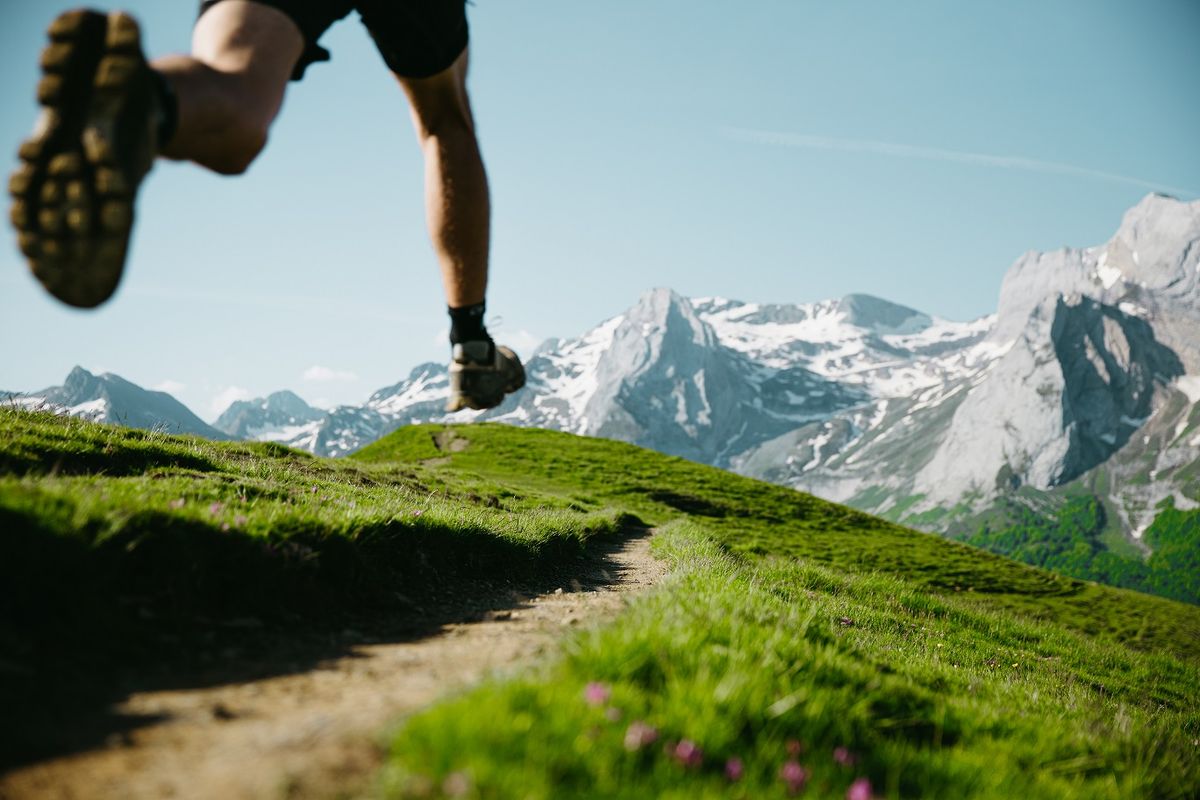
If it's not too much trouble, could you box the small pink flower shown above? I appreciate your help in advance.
[441,771,470,798]
[208,502,224,515]
[780,760,809,795]
[623,721,658,751]
[168,498,185,510]
[833,746,858,766]
[411,509,424,517]
[786,739,805,757]
[846,777,873,800]
[672,739,703,768]
[235,514,249,526]
[724,757,744,782]
[220,522,231,532]
[583,682,610,706]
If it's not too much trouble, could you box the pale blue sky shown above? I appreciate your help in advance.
[2,0,1198,418]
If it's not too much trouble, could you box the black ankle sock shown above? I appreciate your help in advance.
[448,302,491,346]
[151,69,178,148]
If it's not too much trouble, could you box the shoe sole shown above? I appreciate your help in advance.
[9,10,146,308]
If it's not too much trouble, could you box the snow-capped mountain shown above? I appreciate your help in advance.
[212,390,326,443]
[733,194,1200,538]
[334,288,994,466]
[6,366,231,440]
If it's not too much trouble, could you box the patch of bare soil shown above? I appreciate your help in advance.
[1,531,665,800]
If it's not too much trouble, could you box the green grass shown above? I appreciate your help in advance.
[381,523,1199,799]
[356,424,1200,798]
[0,410,629,766]
[4,412,1199,797]
[0,411,628,627]
[356,424,1200,662]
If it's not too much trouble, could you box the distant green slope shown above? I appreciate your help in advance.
[953,492,1200,606]
[355,424,1200,663]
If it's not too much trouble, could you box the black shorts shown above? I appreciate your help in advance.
[197,0,468,81]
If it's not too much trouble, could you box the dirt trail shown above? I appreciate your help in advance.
[2,532,666,800]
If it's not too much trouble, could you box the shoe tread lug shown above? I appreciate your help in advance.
[38,208,65,235]
[48,10,100,41]
[36,74,65,105]
[48,153,82,176]
[9,165,36,197]
[105,13,142,51]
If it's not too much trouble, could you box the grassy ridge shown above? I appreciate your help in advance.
[358,424,1200,798]
[0,412,626,624]
[382,523,1199,799]
[0,410,627,765]
[355,424,1200,663]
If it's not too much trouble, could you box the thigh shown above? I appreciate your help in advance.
[357,0,469,79]
[197,0,351,80]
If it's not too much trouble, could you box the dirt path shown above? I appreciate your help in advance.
[2,532,666,800]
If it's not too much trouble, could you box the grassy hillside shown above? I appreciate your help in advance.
[0,410,629,766]
[356,425,1200,661]
[2,411,1198,797]
[357,424,1200,799]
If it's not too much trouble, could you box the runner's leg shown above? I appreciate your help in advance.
[154,0,303,175]
[396,49,490,308]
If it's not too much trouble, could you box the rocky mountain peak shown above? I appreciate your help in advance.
[623,287,715,351]
[61,365,103,401]
[261,390,317,417]
[837,293,932,335]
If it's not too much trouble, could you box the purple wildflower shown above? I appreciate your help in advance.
[833,746,858,767]
[208,502,224,516]
[583,682,610,706]
[235,514,249,527]
[672,739,703,769]
[724,757,744,782]
[220,522,231,532]
[411,509,424,517]
[846,777,873,800]
[780,760,809,795]
[623,721,658,751]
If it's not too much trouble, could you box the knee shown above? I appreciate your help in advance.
[407,79,476,144]
[207,122,268,176]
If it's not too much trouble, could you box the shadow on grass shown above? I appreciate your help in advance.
[0,507,650,771]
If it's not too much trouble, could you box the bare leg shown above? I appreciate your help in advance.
[153,1,303,175]
[397,49,490,308]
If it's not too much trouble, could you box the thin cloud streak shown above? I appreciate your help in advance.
[722,127,1198,198]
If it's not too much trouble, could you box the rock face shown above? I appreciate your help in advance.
[735,193,1200,538]
[9,366,231,440]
